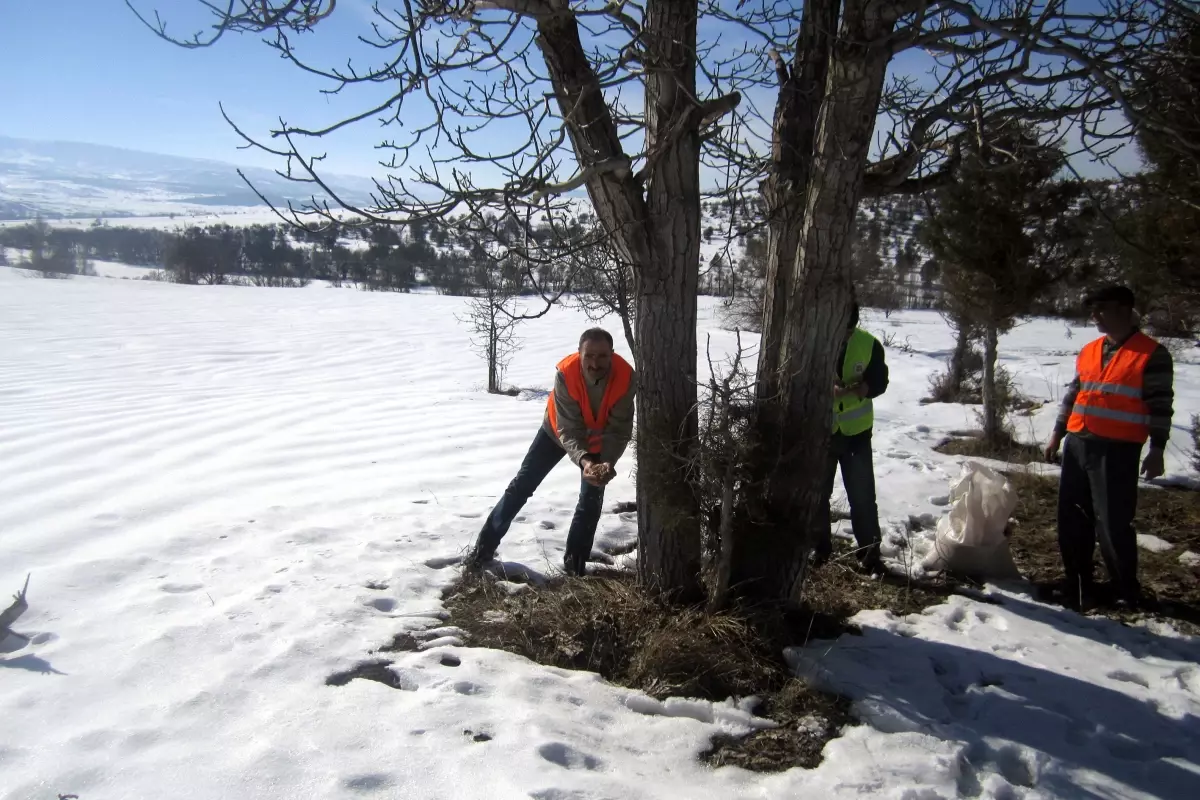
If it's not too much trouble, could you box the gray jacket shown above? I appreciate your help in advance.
[542,366,636,466]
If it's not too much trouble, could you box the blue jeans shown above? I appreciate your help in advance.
[817,430,883,563]
[474,428,605,560]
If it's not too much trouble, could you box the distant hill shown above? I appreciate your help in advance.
[0,136,374,220]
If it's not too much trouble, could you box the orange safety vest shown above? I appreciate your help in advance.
[546,352,634,454]
[1067,332,1157,443]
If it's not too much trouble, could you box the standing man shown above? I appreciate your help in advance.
[466,328,636,576]
[814,302,889,574]
[1044,285,1174,610]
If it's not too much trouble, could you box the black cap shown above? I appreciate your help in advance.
[1084,284,1136,308]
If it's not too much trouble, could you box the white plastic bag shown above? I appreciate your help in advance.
[922,462,1021,579]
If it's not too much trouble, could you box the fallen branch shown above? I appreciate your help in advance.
[0,574,31,640]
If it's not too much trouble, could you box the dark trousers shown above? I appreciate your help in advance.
[1057,434,1142,601]
[474,427,605,560]
[817,430,883,562]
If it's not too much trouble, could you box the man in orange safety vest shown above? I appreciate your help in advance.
[1044,285,1175,611]
[466,328,636,576]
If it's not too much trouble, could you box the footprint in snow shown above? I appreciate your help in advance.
[1172,666,1200,695]
[537,742,604,771]
[424,555,464,569]
[342,773,394,792]
[973,609,1008,631]
[993,744,1036,788]
[453,680,486,696]
[944,606,967,631]
[159,582,204,594]
[1106,669,1151,689]
[366,597,398,613]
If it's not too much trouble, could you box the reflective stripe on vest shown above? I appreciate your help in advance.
[1069,405,1151,425]
[833,328,877,436]
[546,351,634,454]
[1066,331,1157,443]
[1079,380,1143,399]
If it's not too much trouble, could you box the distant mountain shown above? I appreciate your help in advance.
[0,136,374,220]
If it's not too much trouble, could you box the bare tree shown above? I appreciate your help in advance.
[461,261,524,395]
[566,227,638,359]
[131,0,1189,603]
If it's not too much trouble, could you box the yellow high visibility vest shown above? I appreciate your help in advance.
[833,328,876,436]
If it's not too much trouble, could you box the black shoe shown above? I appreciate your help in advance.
[1050,579,1099,612]
[810,548,832,570]
[860,553,885,576]
[1112,587,1147,613]
[563,552,588,577]
[464,546,496,571]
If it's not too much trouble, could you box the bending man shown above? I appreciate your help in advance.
[467,328,636,576]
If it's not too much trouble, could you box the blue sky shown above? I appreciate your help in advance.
[2,0,391,176]
[2,0,1138,182]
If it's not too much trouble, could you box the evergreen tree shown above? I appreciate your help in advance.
[920,126,1084,444]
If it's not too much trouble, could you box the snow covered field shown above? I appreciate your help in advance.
[1,266,1198,799]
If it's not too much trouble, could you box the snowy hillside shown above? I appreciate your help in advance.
[1,268,1198,799]
[0,136,373,220]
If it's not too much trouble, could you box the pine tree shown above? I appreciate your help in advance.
[920,126,1084,444]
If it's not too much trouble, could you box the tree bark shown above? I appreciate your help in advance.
[537,1,703,599]
[981,322,1002,445]
[633,0,704,599]
[736,0,900,602]
[948,321,971,398]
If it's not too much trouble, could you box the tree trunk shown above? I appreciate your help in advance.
[537,1,703,599]
[981,322,1003,445]
[634,0,703,599]
[735,0,899,602]
[948,319,972,398]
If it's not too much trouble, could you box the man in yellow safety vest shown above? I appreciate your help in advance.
[814,302,889,574]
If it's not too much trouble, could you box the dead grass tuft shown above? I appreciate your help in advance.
[446,571,787,700]
[701,681,852,771]
[935,433,1044,465]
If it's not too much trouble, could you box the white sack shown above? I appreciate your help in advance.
[922,461,1022,579]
